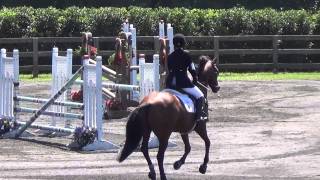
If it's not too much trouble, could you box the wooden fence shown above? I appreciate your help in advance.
[1,35,320,77]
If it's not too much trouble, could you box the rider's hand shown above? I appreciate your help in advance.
[193,77,198,84]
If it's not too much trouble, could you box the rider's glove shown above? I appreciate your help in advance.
[193,76,198,84]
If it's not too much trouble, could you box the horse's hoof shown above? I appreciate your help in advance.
[160,176,167,180]
[199,164,207,174]
[173,161,183,170]
[148,171,156,180]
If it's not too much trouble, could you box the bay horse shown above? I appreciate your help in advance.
[117,55,220,180]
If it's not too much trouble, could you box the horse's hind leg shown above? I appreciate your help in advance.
[157,138,169,180]
[194,121,210,174]
[141,130,156,180]
[173,134,191,170]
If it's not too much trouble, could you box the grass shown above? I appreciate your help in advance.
[20,74,52,82]
[20,72,320,82]
[19,74,109,82]
[219,72,320,81]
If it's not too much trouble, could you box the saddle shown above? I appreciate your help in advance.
[162,89,195,113]
[162,89,208,121]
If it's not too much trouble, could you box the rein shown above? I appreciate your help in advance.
[196,81,210,91]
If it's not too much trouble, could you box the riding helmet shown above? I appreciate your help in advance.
[173,33,186,48]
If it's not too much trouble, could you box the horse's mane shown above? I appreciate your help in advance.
[197,55,217,76]
[197,55,211,76]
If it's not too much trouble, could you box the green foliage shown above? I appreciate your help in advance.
[220,72,320,81]
[0,8,18,38]
[89,7,128,36]
[127,7,157,35]
[1,7,320,37]
[250,9,282,35]
[32,7,62,37]
[168,8,204,36]
[280,10,313,35]
[312,10,320,34]
[59,7,89,37]
[0,7,34,38]
[1,0,319,10]
[202,8,253,36]
[201,9,219,35]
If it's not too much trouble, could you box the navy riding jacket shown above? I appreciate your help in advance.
[165,48,197,89]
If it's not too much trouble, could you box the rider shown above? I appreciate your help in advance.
[165,33,205,121]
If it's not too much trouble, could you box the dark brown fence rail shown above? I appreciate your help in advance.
[1,35,320,77]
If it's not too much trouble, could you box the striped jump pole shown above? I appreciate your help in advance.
[15,107,84,119]
[75,80,139,91]
[15,96,84,109]
[16,121,75,134]
[14,66,84,138]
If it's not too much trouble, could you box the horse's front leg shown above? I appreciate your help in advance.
[141,130,156,180]
[194,121,210,174]
[174,134,191,170]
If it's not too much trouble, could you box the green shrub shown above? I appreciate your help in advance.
[212,7,253,35]
[0,7,320,37]
[0,7,34,38]
[89,7,127,36]
[280,10,313,35]
[155,7,171,23]
[250,9,282,35]
[59,7,89,37]
[32,7,62,37]
[311,10,320,34]
[128,7,157,35]
[201,9,219,35]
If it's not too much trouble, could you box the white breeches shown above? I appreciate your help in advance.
[182,86,204,99]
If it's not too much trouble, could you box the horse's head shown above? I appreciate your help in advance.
[198,56,220,93]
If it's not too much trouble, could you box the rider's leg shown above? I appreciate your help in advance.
[182,86,204,120]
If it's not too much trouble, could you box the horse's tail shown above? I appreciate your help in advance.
[117,104,151,162]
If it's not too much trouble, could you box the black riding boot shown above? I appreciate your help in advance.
[195,97,205,121]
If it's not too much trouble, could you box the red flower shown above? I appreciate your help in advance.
[105,99,124,111]
[89,45,97,56]
[71,90,83,101]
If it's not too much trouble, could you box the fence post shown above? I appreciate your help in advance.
[32,37,39,78]
[214,36,220,65]
[154,36,160,55]
[272,35,279,73]
[93,37,100,51]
